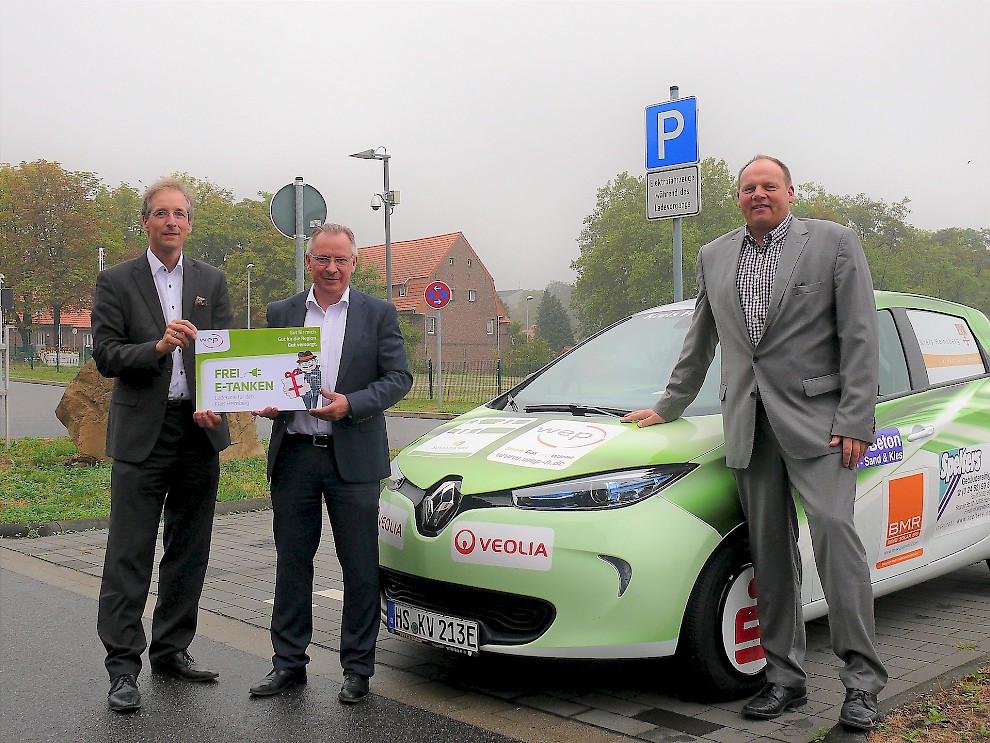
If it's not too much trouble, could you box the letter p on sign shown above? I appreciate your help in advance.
[645,97,699,170]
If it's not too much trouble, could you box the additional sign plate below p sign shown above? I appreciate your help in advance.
[646,164,700,221]
[426,281,451,308]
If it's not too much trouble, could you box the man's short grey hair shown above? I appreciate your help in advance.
[307,223,358,257]
[141,177,195,221]
[737,155,793,191]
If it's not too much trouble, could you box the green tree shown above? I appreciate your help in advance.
[506,334,553,375]
[535,290,574,353]
[571,158,739,338]
[0,160,110,356]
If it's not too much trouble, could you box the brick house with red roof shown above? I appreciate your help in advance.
[359,232,508,365]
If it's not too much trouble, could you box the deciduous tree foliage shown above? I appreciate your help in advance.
[572,159,990,338]
[535,290,575,353]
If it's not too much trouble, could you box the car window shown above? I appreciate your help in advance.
[512,309,723,416]
[878,310,911,397]
[905,309,988,385]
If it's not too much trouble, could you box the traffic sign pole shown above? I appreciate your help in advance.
[424,281,452,411]
[294,177,305,292]
[436,310,443,411]
[671,86,683,302]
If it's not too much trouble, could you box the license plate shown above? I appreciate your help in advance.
[386,600,480,655]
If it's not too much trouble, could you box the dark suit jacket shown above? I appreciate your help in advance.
[654,218,879,469]
[92,253,233,463]
[265,288,413,483]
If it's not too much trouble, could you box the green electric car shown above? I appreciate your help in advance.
[378,292,990,697]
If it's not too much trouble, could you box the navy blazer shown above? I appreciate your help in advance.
[265,288,412,483]
[92,253,233,463]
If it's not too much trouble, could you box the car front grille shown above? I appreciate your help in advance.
[380,567,555,645]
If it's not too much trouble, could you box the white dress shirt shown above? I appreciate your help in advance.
[148,248,190,401]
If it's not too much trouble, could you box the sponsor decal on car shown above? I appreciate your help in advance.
[409,417,533,457]
[378,498,408,550]
[877,470,926,569]
[451,521,554,570]
[487,419,626,469]
[936,442,990,535]
[859,427,904,469]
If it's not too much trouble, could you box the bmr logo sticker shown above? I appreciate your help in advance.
[877,471,925,570]
[451,522,554,571]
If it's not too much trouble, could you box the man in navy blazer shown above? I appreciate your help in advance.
[624,156,885,731]
[92,178,232,712]
[250,223,412,704]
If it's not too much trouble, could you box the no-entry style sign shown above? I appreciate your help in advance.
[425,281,451,308]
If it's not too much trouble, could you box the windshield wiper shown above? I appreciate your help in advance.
[523,403,629,417]
[505,393,518,412]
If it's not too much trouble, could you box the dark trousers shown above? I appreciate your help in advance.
[98,404,220,679]
[270,435,380,677]
[734,402,887,693]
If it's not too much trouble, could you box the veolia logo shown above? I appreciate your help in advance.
[450,522,555,571]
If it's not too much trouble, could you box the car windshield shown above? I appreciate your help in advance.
[507,307,722,417]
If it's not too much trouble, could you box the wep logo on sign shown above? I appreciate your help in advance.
[646,97,699,170]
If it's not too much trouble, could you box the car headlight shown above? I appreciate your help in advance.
[511,465,696,510]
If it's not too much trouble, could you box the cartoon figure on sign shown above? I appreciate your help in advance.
[283,350,322,410]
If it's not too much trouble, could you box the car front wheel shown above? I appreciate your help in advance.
[675,536,767,700]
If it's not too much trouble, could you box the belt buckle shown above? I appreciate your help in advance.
[312,434,331,448]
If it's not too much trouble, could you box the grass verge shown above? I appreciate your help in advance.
[0,438,268,525]
[869,668,990,741]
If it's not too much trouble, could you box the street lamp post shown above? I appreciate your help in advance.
[246,263,254,329]
[350,148,399,303]
[525,295,534,334]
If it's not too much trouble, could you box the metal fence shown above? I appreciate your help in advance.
[410,359,539,402]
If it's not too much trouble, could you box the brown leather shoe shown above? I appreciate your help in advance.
[742,682,808,719]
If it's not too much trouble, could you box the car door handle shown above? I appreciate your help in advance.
[906,425,935,442]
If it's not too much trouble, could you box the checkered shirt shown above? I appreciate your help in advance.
[736,213,793,346]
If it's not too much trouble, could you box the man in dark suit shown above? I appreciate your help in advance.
[249,223,412,704]
[623,156,886,730]
[92,177,232,712]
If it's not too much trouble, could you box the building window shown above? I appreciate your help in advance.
[398,285,407,297]
[427,317,436,335]
[467,258,473,267]
[486,319,495,335]
[468,290,477,302]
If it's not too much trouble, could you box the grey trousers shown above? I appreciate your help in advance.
[733,403,887,693]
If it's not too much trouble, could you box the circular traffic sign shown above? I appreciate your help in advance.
[270,182,328,239]
[425,281,451,308]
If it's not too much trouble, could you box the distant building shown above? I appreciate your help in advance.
[359,232,508,364]
[30,308,93,353]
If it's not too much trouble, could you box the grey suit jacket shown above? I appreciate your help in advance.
[92,253,233,463]
[265,288,413,483]
[653,218,879,469]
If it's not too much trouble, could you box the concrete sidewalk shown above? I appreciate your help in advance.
[4,509,990,743]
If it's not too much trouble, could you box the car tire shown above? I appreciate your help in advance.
[675,536,767,700]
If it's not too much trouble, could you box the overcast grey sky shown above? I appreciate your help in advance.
[1,0,987,290]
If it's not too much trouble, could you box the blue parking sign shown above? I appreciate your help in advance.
[646,97,699,170]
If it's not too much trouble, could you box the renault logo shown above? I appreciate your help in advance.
[420,479,463,534]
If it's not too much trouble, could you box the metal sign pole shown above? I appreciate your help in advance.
[670,85,684,302]
[1,324,9,448]
[436,310,443,411]
[294,176,305,293]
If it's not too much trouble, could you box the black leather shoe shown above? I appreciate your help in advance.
[151,649,219,681]
[839,688,881,730]
[338,672,369,704]
[108,674,141,712]
[249,668,307,697]
[742,682,808,719]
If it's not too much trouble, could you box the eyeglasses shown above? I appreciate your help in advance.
[149,209,189,221]
[309,256,353,267]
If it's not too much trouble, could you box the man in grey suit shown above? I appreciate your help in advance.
[623,156,886,730]
[249,223,412,704]
[92,177,232,712]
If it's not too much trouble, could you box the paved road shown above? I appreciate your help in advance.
[0,565,520,743]
[3,380,444,448]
